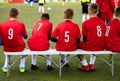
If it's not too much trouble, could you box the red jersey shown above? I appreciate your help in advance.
[96,0,115,20]
[106,18,120,52]
[27,19,52,51]
[118,0,120,6]
[51,20,81,51]
[81,17,106,51]
[0,19,27,52]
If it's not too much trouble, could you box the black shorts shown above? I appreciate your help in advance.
[81,2,89,14]
[39,3,44,6]
[29,0,33,2]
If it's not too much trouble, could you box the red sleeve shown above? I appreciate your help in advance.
[76,25,81,39]
[110,0,115,13]
[96,0,100,5]
[82,22,87,36]
[21,23,27,37]
[0,24,2,39]
[118,0,120,6]
[48,22,52,35]
[51,26,59,38]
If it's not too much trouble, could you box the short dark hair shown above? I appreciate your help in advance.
[9,8,19,18]
[115,7,120,17]
[63,8,74,19]
[41,13,50,20]
[88,3,98,14]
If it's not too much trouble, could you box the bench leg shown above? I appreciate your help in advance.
[7,55,10,77]
[59,54,62,77]
[95,54,114,76]
[110,54,114,76]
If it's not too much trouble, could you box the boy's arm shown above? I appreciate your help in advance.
[48,23,52,40]
[83,36,87,42]
[48,35,51,40]
[21,23,28,39]
[0,39,2,45]
[82,22,87,42]
[76,38,80,44]
[0,25,2,45]
[51,37,58,42]
[23,35,28,39]
[51,26,58,42]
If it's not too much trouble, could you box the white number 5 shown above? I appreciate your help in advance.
[65,31,69,42]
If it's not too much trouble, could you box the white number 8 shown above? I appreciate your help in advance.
[97,26,102,37]
[8,28,13,39]
[65,31,69,42]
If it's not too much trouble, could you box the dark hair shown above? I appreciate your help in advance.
[88,3,98,14]
[9,8,19,18]
[115,7,120,17]
[64,8,74,19]
[41,13,50,20]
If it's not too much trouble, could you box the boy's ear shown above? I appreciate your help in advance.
[16,15,19,19]
[62,14,64,18]
[8,13,10,18]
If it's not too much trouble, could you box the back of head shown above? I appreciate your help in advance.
[63,8,74,19]
[9,8,19,18]
[115,7,120,17]
[41,13,50,20]
[88,3,98,15]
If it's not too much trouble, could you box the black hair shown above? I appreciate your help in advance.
[64,8,74,19]
[41,13,50,20]
[9,8,19,18]
[115,7,120,17]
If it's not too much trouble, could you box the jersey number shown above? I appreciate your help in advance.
[65,31,69,42]
[105,26,110,36]
[8,28,13,39]
[37,23,43,31]
[97,26,102,37]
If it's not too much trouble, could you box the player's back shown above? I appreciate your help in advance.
[82,17,106,50]
[53,20,81,51]
[0,20,26,52]
[28,19,52,51]
[96,0,115,20]
[106,18,120,52]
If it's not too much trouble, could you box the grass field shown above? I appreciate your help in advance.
[0,2,120,81]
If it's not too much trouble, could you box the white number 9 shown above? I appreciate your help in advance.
[8,28,13,39]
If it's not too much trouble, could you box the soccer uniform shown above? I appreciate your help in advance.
[81,17,106,51]
[38,0,45,13]
[28,19,52,51]
[81,0,91,14]
[96,0,115,20]
[0,19,27,52]
[106,18,120,52]
[38,0,45,5]
[51,20,81,51]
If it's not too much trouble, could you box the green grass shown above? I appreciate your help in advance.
[0,2,120,81]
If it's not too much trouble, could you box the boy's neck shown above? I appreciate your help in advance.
[116,17,120,21]
[64,19,72,21]
[89,13,97,18]
[9,17,17,21]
